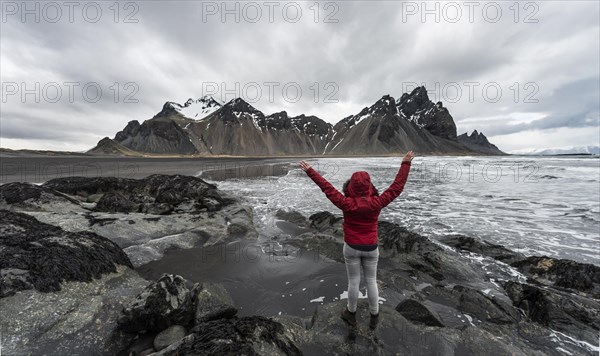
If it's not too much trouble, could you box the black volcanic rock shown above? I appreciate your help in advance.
[395,298,445,327]
[503,281,600,343]
[96,191,141,213]
[194,283,238,323]
[411,284,522,326]
[510,256,600,296]
[276,209,308,225]
[308,211,342,231]
[42,174,236,214]
[159,316,301,356]
[42,175,138,196]
[458,130,506,155]
[439,234,524,265]
[453,285,522,325]
[396,86,458,140]
[378,220,434,254]
[118,274,195,333]
[0,209,133,297]
[0,182,80,211]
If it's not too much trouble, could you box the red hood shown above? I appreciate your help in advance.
[345,171,375,197]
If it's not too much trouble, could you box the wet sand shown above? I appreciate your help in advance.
[0,156,298,184]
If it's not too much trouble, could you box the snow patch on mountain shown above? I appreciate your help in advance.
[168,95,224,120]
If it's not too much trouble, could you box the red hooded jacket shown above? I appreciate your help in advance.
[305,161,411,245]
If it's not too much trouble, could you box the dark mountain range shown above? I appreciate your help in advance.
[324,93,469,155]
[458,130,506,155]
[112,117,197,154]
[89,86,504,156]
[396,87,457,140]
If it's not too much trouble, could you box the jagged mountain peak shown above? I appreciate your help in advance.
[396,86,430,109]
[265,111,289,122]
[372,95,397,111]
[163,95,224,120]
[458,130,505,155]
[181,95,223,106]
[200,94,222,103]
[220,97,262,115]
[114,120,141,142]
[213,98,264,124]
[395,87,457,140]
[180,95,223,110]
[411,85,429,97]
[376,94,395,102]
[288,114,332,136]
[290,113,321,122]
[338,95,399,130]
[261,111,331,136]
[459,130,493,143]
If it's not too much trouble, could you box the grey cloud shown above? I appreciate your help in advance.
[457,76,600,137]
[1,0,598,151]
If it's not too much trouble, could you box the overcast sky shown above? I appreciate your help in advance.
[1,0,598,153]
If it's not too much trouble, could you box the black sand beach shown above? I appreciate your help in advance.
[0,156,297,184]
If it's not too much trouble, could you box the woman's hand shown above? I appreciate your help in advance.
[402,150,415,162]
[299,161,312,172]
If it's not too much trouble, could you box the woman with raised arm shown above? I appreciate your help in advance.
[299,151,415,330]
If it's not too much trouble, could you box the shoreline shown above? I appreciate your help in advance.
[3,154,597,186]
[3,146,599,159]
[0,156,299,184]
[1,146,509,158]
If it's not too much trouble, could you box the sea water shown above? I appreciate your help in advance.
[205,155,600,266]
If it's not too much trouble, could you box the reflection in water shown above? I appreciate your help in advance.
[138,240,354,317]
[137,240,405,318]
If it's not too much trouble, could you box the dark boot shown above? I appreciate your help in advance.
[369,312,379,329]
[341,307,357,327]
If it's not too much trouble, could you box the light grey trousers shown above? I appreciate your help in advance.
[342,242,380,315]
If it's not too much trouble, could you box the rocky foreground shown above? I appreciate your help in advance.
[1,174,598,355]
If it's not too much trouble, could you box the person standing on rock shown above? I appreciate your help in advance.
[299,151,414,329]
